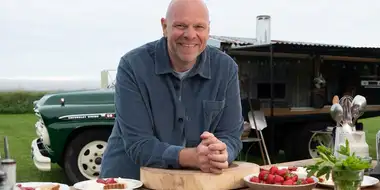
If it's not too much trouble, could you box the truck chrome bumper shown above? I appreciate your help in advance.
[35,120,51,146]
[31,138,51,171]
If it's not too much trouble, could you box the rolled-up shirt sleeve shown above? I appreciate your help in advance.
[115,57,184,169]
[214,59,244,164]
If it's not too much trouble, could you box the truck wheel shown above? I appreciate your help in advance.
[284,123,332,161]
[308,132,334,158]
[63,129,111,184]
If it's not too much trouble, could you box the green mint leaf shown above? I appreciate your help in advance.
[325,171,331,181]
[316,166,331,178]
[307,166,319,177]
[346,139,350,154]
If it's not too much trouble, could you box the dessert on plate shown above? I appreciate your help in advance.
[84,178,127,190]
[16,183,60,190]
[39,184,60,190]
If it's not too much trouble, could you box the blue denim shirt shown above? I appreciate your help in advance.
[100,37,244,180]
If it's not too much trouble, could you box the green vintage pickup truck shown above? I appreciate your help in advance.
[31,89,116,184]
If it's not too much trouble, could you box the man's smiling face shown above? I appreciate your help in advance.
[161,0,210,69]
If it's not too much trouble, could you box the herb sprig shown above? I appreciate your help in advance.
[306,139,371,181]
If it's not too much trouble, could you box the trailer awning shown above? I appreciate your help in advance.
[228,40,380,60]
[227,42,380,63]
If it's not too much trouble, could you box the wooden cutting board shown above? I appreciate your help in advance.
[140,161,260,190]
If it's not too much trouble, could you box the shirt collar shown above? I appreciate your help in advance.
[154,37,211,79]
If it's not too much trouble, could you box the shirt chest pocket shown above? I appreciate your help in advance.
[202,100,225,132]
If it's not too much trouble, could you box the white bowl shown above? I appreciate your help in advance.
[243,169,318,190]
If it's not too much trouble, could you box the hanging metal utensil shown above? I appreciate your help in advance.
[330,103,344,126]
[339,95,353,125]
[351,95,367,124]
[339,95,354,133]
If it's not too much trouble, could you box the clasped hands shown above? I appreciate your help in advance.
[196,131,229,174]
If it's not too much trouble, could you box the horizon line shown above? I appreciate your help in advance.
[0,76,100,81]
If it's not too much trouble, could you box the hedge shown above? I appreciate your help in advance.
[0,91,48,114]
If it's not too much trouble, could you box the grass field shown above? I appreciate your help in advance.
[0,114,379,184]
[0,114,69,184]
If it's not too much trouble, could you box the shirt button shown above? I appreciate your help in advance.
[178,118,184,123]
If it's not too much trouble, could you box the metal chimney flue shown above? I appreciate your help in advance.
[256,15,271,45]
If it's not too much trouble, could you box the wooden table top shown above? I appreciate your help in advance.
[70,159,380,190]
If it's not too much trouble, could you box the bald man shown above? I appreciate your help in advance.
[100,0,244,180]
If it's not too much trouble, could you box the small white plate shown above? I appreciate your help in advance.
[318,175,379,188]
[16,182,70,190]
[73,178,143,190]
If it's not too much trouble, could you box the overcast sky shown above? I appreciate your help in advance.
[1,0,379,81]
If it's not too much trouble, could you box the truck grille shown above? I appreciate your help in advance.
[36,138,50,157]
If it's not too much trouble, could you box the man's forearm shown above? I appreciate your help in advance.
[214,61,244,164]
[178,148,198,168]
[217,120,244,164]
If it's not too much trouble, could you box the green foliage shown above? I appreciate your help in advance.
[0,91,48,114]
[306,139,372,181]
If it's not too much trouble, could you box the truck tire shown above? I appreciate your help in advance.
[284,123,332,161]
[63,128,111,184]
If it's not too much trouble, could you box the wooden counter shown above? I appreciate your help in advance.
[70,159,380,190]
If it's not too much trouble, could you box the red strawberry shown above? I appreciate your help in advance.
[293,179,303,185]
[306,177,315,184]
[285,173,298,182]
[105,178,117,184]
[298,179,307,184]
[276,168,288,177]
[96,179,106,184]
[250,176,260,183]
[269,166,279,175]
[283,179,294,185]
[266,174,275,184]
[260,168,268,172]
[258,171,269,180]
[318,177,324,182]
[273,175,284,184]
[288,166,297,171]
